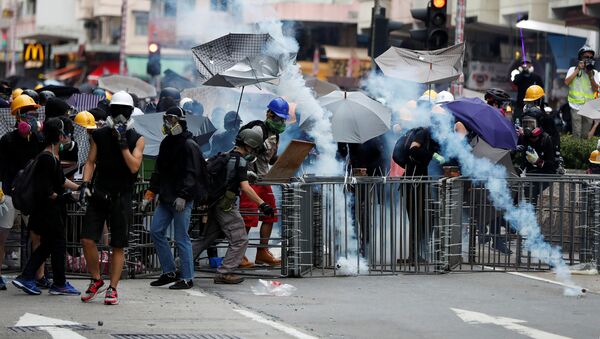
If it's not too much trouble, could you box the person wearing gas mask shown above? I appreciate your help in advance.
[238,97,288,268]
[0,94,43,291]
[565,45,599,138]
[511,60,544,120]
[79,91,145,305]
[192,128,274,284]
[12,117,81,296]
[209,111,242,157]
[142,107,205,290]
[45,97,78,167]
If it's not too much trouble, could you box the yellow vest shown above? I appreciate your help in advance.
[568,71,596,105]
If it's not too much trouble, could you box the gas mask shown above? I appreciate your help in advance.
[17,113,41,139]
[161,114,184,136]
[106,105,134,130]
[266,116,286,134]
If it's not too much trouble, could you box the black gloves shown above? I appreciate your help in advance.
[259,202,274,216]
[113,126,128,150]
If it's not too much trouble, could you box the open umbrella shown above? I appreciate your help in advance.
[318,91,391,143]
[470,136,517,177]
[442,97,517,150]
[36,85,80,98]
[162,69,195,90]
[66,93,103,112]
[577,98,600,120]
[98,75,157,98]
[304,75,340,97]
[133,113,216,156]
[375,43,465,85]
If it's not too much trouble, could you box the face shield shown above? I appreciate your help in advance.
[521,117,537,131]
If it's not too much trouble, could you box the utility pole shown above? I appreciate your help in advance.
[7,0,16,76]
[451,0,466,97]
[370,0,381,70]
[119,0,128,75]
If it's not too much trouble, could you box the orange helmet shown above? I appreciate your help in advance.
[11,88,23,100]
[10,94,40,116]
[589,150,600,164]
[523,85,545,102]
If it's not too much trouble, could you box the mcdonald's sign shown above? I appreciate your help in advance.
[23,42,49,69]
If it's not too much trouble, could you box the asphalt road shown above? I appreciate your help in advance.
[0,271,598,339]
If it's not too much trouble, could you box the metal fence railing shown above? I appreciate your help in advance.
[4,175,599,278]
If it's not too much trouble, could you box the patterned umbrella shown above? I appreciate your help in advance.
[66,93,104,112]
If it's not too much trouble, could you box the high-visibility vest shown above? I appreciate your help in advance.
[568,71,596,105]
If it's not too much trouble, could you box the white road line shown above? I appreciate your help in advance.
[185,290,206,297]
[233,309,317,339]
[14,313,87,339]
[483,267,590,293]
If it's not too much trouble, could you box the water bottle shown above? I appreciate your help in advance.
[515,118,521,129]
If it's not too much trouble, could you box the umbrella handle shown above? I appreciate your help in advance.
[235,86,245,119]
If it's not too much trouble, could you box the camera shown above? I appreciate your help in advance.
[584,58,595,71]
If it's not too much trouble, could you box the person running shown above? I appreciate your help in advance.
[79,91,145,305]
[144,107,205,290]
[12,117,81,295]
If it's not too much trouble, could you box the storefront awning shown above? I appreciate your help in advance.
[88,60,120,81]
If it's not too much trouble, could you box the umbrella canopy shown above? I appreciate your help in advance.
[162,69,195,90]
[36,85,80,98]
[578,98,600,120]
[470,136,517,177]
[375,43,465,84]
[66,93,103,112]
[133,113,216,156]
[304,75,340,97]
[98,75,157,98]
[318,91,391,144]
[442,97,517,150]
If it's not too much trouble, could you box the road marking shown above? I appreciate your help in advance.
[233,309,317,339]
[452,308,571,339]
[483,267,591,294]
[15,313,87,339]
[185,290,206,297]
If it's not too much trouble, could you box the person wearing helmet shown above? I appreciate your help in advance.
[11,88,23,101]
[22,89,40,104]
[511,59,544,119]
[44,97,78,164]
[142,106,205,290]
[79,91,145,305]
[192,128,274,284]
[565,44,599,138]
[435,90,454,104]
[91,88,106,98]
[38,90,56,106]
[209,111,242,157]
[587,148,600,174]
[517,108,557,176]
[0,94,44,290]
[74,111,97,131]
[484,88,513,119]
[237,97,289,267]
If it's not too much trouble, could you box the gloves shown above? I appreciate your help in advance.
[432,153,445,164]
[516,145,526,152]
[526,148,539,165]
[259,202,274,217]
[173,197,186,212]
[140,190,155,213]
[113,125,128,149]
[0,187,5,204]
[79,182,92,204]
[247,171,258,184]
[57,192,77,204]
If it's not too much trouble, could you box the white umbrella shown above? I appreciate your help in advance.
[98,75,157,98]
[578,98,600,120]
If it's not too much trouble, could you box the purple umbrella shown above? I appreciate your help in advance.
[442,97,517,150]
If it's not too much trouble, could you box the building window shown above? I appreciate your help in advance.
[211,0,230,11]
[134,11,149,36]
[164,1,177,17]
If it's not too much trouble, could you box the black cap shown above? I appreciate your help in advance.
[45,97,72,120]
[165,106,186,119]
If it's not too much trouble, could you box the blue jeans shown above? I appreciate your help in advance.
[150,201,194,280]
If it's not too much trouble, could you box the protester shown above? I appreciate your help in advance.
[587,149,600,174]
[209,111,242,157]
[484,88,513,120]
[22,89,40,104]
[79,91,145,305]
[12,117,81,296]
[45,97,78,165]
[238,98,289,267]
[511,60,544,119]
[565,44,599,138]
[38,90,56,106]
[192,128,274,284]
[89,107,108,128]
[144,106,205,290]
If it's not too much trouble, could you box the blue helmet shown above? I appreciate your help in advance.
[267,97,289,119]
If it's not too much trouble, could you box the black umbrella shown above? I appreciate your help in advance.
[36,85,80,98]
[162,69,196,90]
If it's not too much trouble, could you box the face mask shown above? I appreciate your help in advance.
[266,119,286,134]
[17,121,31,138]
[106,115,134,130]
[162,114,184,135]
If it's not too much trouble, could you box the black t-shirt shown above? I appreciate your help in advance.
[513,72,544,105]
[0,130,43,192]
[33,151,65,205]
[229,151,248,196]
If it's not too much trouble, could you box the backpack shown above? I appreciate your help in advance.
[185,138,210,204]
[11,151,55,215]
[392,128,425,168]
[205,152,243,204]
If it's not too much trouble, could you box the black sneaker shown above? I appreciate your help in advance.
[169,279,193,290]
[150,272,178,287]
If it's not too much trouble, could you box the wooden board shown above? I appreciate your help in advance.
[262,139,315,182]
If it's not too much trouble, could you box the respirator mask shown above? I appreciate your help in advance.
[161,114,184,136]
[106,105,134,131]
[17,113,41,139]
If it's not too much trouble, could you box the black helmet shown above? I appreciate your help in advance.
[38,90,55,105]
[22,89,39,104]
[578,45,595,60]
[484,88,511,104]
[522,104,543,121]
[159,87,181,101]
[224,111,242,130]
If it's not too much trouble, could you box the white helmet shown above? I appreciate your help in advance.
[110,91,134,107]
[436,91,454,104]
[179,97,193,108]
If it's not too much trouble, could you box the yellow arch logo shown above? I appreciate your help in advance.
[24,43,44,62]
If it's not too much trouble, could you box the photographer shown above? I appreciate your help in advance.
[565,45,599,138]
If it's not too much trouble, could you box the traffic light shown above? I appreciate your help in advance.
[410,0,448,50]
[369,7,404,58]
[147,42,161,77]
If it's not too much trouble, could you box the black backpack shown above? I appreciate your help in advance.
[11,152,55,215]
[205,152,243,204]
[392,128,424,168]
[185,139,210,204]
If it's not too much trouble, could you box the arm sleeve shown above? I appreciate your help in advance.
[177,140,199,200]
[566,67,575,79]
[540,138,556,170]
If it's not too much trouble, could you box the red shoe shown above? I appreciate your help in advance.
[104,287,119,305]
[81,279,106,303]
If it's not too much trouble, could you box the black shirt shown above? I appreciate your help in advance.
[513,72,544,106]
[0,130,43,193]
[228,151,248,196]
[33,151,65,205]
[406,128,438,176]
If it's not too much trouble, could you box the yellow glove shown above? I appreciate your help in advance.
[0,188,5,204]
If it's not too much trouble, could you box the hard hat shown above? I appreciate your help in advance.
[74,111,97,129]
[34,84,43,91]
[436,90,454,104]
[237,128,264,150]
[38,90,56,105]
[92,88,106,97]
[267,97,290,119]
[523,85,545,102]
[11,88,23,100]
[590,150,600,164]
[484,88,511,103]
[578,44,595,59]
[422,89,438,100]
[179,97,193,108]
[224,110,241,124]
[22,89,39,104]
[109,91,134,107]
[10,94,39,116]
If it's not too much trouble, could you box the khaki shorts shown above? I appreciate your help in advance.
[0,195,28,230]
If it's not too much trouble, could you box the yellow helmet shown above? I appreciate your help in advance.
[74,111,97,129]
[10,94,40,116]
[11,88,23,100]
[422,89,438,100]
[589,150,600,164]
[34,84,44,91]
[523,85,545,102]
